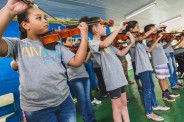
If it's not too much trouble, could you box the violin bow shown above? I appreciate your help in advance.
[22,0,66,27]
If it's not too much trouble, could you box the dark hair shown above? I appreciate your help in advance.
[125,21,138,32]
[62,38,67,43]
[80,16,100,35]
[17,10,30,39]
[144,24,155,32]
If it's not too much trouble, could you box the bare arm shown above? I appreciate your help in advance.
[136,25,166,41]
[84,52,92,64]
[163,39,173,49]
[99,27,122,48]
[0,7,16,56]
[172,37,184,49]
[99,21,128,48]
[147,35,163,53]
[68,22,88,67]
[116,32,135,56]
[0,0,32,57]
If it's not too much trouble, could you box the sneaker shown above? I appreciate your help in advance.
[172,84,183,90]
[167,91,180,98]
[162,92,175,102]
[177,83,184,87]
[92,119,97,122]
[146,114,164,121]
[152,106,170,111]
[102,94,108,98]
[91,98,102,105]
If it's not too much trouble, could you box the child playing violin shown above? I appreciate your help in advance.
[126,21,170,121]
[160,31,184,90]
[81,16,135,122]
[145,24,180,102]
[62,37,96,122]
[0,0,88,122]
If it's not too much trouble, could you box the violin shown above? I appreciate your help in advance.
[175,36,182,41]
[175,32,184,41]
[114,33,129,42]
[162,33,175,41]
[175,35,184,41]
[64,45,79,53]
[39,28,82,45]
[112,41,127,49]
[40,19,114,45]
[102,31,143,43]
[146,33,176,41]
[146,33,160,40]
[64,44,91,53]
[113,31,144,42]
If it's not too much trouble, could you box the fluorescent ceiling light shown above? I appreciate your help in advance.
[124,1,156,19]
[160,15,182,24]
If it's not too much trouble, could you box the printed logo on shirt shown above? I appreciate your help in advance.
[21,46,61,64]
[102,47,114,55]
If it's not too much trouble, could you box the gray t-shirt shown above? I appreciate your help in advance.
[67,64,89,81]
[127,39,136,62]
[3,38,74,111]
[160,42,174,53]
[150,43,168,66]
[89,40,128,91]
[118,56,126,62]
[135,43,153,75]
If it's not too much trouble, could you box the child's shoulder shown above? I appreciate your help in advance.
[2,37,20,46]
[3,37,20,41]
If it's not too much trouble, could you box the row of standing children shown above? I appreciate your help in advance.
[62,37,97,122]
[125,21,171,121]
[145,24,181,102]
[125,20,184,121]
[1,0,184,122]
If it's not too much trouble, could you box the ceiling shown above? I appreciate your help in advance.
[0,0,184,32]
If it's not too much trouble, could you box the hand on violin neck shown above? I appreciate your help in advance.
[156,25,166,31]
[127,32,135,44]
[157,34,163,41]
[78,22,88,41]
[118,21,128,32]
[5,0,34,16]
[158,33,163,37]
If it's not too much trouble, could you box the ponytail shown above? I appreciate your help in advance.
[17,11,29,39]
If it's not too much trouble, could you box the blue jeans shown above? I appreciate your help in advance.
[138,71,158,115]
[24,95,76,122]
[70,78,95,122]
[85,60,98,89]
[166,52,178,88]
